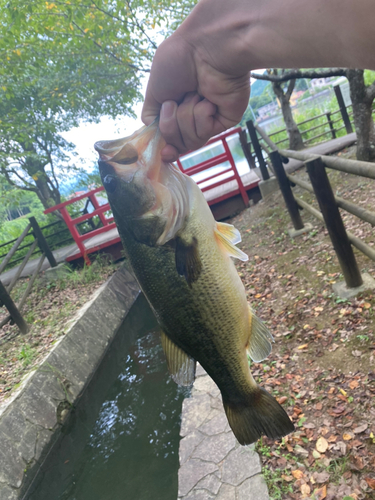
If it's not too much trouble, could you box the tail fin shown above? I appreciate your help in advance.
[223,387,294,445]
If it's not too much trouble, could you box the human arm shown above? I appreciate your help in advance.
[142,0,375,161]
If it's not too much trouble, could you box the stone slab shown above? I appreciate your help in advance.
[288,222,313,238]
[0,265,140,499]
[178,371,269,500]
[332,272,375,299]
[258,177,279,198]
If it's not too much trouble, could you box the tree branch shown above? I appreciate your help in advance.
[367,81,375,102]
[124,0,158,50]
[285,79,296,100]
[251,68,347,83]
[0,167,37,192]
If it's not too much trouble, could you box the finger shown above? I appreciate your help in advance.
[159,100,187,155]
[193,98,224,140]
[142,94,161,126]
[175,92,203,151]
[160,144,180,163]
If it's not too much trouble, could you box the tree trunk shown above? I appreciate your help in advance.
[272,80,304,150]
[23,156,61,210]
[347,69,375,162]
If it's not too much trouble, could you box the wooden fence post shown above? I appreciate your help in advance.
[269,151,305,231]
[0,281,28,334]
[334,85,353,134]
[246,120,270,180]
[326,112,336,139]
[306,157,362,288]
[29,216,57,268]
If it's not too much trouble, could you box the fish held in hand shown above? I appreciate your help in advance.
[95,122,294,445]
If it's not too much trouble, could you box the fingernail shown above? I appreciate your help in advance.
[161,101,175,119]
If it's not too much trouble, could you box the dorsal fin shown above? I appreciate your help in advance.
[214,222,248,261]
[161,331,196,386]
[247,305,274,362]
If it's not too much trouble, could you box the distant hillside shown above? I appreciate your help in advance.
[250,79,270,97]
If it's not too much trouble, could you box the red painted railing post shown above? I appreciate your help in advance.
[60,207,91,265]
[222,137,249,208]
[89,192,108,227]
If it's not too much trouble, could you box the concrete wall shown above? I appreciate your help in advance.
[0,265,140,500]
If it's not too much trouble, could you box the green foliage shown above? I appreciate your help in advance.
[0,0,196,208]
[18,344,36,367]
[266,95,349,148]
[364,70,375,86]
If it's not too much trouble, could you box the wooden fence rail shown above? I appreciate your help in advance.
[254,123,375,290]
[0,217,56,337]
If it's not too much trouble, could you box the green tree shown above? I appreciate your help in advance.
[0,0,196,209]
[251,68,375,161]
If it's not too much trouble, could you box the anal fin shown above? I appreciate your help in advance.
[161,331,196,386]
[247,305,274,363]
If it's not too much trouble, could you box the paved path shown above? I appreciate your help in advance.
[0,227,120,286]
[178,364,269,500]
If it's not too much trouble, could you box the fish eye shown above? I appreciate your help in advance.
[103,175,117,193]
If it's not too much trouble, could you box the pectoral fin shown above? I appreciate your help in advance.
[161,331,196,386]
[214,222,248,261]
[247,306,274,362]
[175,236,202,286]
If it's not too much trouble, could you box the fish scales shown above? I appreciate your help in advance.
[95,122,294,445]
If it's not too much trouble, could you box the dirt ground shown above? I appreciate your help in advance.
[0,258,119,406]
[231,146,375,499]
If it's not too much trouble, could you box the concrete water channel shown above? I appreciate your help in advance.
[0,265,268,500]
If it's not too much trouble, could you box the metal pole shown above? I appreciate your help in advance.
[0,280,28,334]
[29,216,57,268]
[333,85,353,134]
[326,112,336,139]
[269,151,304,230]
[306,157,362,288]
[239,130,256,169]
[246,120,270,180]
[0,223,32,275]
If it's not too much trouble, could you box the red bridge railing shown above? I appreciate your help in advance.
[45,127,257,265]
[176,127,250,207]
[44,187,119,265]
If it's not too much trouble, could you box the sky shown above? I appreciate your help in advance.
[61,77,148,169]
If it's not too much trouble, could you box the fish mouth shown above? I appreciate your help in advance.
[94,119,162,163]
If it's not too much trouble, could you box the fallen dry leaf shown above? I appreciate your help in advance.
[349,380,359,389]
[301,483,311,496]
[343,433,354,441]
[353,423,368,434]
[316,436,329,453]
[314,484,327,500]
[365,477,375,490]
[315,471,330,483]
[298,343,309,350]
[292,470,304,480]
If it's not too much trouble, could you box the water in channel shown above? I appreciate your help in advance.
[27,294,189,500]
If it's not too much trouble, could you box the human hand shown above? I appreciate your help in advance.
[142,31,250,162]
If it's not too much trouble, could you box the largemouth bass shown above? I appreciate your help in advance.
[95,122,294,445]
